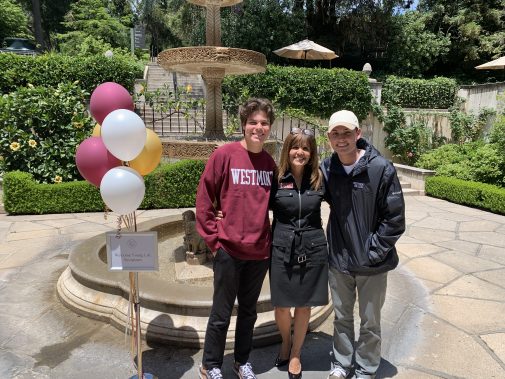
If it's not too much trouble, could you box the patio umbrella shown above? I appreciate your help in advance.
[273,39,338,61]
[475,56,505,70]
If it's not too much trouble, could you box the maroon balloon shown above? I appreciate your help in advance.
[75,137,121,187]
[89,82,134,125]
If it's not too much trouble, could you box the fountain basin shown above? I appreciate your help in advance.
[57,214,332,348]
[158,47,266,75]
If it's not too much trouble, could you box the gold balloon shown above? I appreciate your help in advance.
[129,128,162,175]
[92,123,101,137]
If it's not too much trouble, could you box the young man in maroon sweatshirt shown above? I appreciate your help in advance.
[196,98,276,379]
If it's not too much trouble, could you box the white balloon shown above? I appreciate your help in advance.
[100,167,145,215]
[101,109,147,161]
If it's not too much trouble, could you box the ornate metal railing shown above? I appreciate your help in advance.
[136,101,321,141]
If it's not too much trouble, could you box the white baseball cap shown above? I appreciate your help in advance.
[328,110,359,133]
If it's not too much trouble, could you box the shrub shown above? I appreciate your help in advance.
[416,142,504,187]
[3,160,207,215]
[0,83,93,183]
[489,113,505,155]
[415,143,464,170]
[382,76,457,109]
[449,105,495,144]
[435,162,474,181]
[467,143,504,185]
[426,176,505,215]
[223,65,372,120]
[3,171,103,214]
[142,160,206,209]
[480,186,505,215]
[382,105,432,165]
[0,53,142,94]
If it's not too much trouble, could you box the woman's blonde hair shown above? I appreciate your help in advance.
[277,132,322,190]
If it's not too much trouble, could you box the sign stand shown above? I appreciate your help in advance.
[129,272,155,379]
[106,212,158,379]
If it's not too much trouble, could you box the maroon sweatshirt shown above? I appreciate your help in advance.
[196,141,276,260]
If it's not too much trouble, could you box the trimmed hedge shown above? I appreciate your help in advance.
[3,171,103,214]
[142,160,206,209]
[3,160,206,215]
[425,176,505,215]
[0,53,142,94]
[382,76,457,109]
[223,65,372,121]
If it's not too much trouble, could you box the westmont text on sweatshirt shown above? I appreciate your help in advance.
[196,142,276,260]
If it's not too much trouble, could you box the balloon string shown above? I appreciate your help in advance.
[116,216,122,238]
[118,212,137,232]
[128,273,137,368]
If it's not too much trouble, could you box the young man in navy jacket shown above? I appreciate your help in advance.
[321,110,405,379]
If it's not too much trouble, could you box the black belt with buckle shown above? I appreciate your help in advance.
[297,254,307,264]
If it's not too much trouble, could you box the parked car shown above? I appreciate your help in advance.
[0,37,38,56]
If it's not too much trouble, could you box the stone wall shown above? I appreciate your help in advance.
[362,109,451,160]
[458,81,505,114]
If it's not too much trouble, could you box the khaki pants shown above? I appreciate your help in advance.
[328,267,387,378]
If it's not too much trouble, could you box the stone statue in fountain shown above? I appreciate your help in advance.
[182,210,209,265]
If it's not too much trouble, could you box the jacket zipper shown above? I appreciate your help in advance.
[297,189,302,229]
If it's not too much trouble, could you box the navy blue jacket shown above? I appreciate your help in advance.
[320,139,405,275]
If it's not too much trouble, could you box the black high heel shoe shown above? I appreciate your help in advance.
[274,355,289,367]
[288,368,302,379]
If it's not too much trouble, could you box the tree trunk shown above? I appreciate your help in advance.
[31,0,45,50]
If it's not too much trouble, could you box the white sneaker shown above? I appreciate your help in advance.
[199,364,223,379]
[327,366,348,379]
[233,361,257,379]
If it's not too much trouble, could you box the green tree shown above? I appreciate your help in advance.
[165,0,205,46]
[0,0,31,42]
[304,0,414,69]
[419,0,505,76]
[387,11,450,77]
[141,0,184,51]
[221,0,306,59]
[57,0,130,55]
[17,0,73,49]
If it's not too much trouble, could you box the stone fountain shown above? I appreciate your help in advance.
[157,0,267,140]
[58,213,332,347]
[57,0,332,348]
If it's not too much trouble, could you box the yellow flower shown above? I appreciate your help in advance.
[9,142,20,151]
[53,175,62,183]
[28,139,37,148]
[73,121,84,129]
[186,84,192,93]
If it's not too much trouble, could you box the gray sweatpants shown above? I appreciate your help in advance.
[328,267,387,378]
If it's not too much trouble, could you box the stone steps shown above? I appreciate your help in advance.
[146,63,205,97]
[399,179,421,196]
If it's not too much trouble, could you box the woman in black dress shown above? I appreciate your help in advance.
[270,128,329,379]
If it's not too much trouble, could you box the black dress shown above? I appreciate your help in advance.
[270,170,329,307]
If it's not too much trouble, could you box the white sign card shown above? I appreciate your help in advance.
[106,231,158,272]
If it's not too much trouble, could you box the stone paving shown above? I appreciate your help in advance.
[0,197,504,378]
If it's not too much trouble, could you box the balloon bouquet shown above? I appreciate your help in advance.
[76,82,162,214]
[75,82,161,379]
